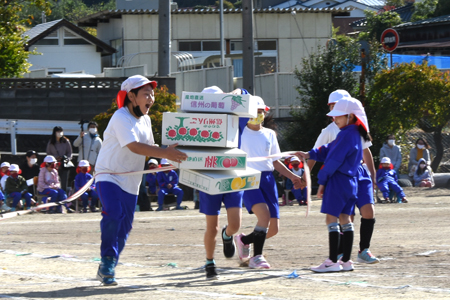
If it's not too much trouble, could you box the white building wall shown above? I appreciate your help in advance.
[28,44,101,74]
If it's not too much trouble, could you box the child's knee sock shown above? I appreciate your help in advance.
[359,218,375,251]
[252,225,268,257]
[337,224,344,254]
[341,222,354,262]
[328,222,340,263]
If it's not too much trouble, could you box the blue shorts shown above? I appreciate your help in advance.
[355,164,374,210]
[199,191,243,216]
[243,171,280,219]
[321,173,358,218]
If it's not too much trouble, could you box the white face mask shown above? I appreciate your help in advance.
[89,128,97,134]
[58,132,64,138]
[30,158,38,165]
[419,163,426,169]
[387,139,395,146]
[417,144,425,149]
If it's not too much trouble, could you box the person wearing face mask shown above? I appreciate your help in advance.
[5,164,34,211]
[408,138,431,177]
[413,158,434,187]
[94,75,187,286]
[235,98,304,270]
[46,126,73,192]
[74,160,99,213]
[379,134,402,174]
[0,162,10,192]
[376,157,408,203]
[37,155,69,213]
[145,159,159,195]
[20,150,40,195]
[73,121,102,173]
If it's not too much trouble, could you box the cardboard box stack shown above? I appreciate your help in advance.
[162,91,263,195]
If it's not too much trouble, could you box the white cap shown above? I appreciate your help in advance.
[290,156,300,163]
[44,155,57,163]
[148,159,158,165]
[78,160,90,167]
[1,162,10,168]
[201,86,224,94]
[381,157,391,164]
[9,164,19,172]
[160,158,169,165]
[121,75,157,92]
[255,96,270,111]
[328,89,351,105]
[327,97,369,132]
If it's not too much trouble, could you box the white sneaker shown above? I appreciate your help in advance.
[340,260,354,271]
[248,255,270,269]
[1,203,11,212]
[311,258,342,273]
[234,233,251,261]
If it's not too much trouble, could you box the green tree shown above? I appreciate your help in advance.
[367,62,450,171]
[0,0,51,78]
[433,0,450,17]
[92,85,178,146]
[411,0,438,22]
[215,0,234,8]
[358,9,403,42]
[385,0,407,7]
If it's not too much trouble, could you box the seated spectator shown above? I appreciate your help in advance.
[0,189,11,212]
[1,162,10,192]
[20,150,40,195]
[413,158,434,187]
[74,160,99,213]
[146,159,159,195]
[282,156,307,206]
[37,155,71,213]
[5,164,34,211]
[379,134,402,174]
[408,138,431,177]
[376,157,408,203]
[156,159,184,211]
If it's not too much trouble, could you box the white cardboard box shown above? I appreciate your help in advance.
[179,167,261,195]
[162,112,239,148]
[168,147,247,170]
[181,91,260,118]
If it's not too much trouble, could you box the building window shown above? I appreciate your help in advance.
[179,41,201,51]
[35,39,59,45]
[203,41,221,51]
[64,39,90,45]
[256,40,276,51]
[111,38,123,67]
[230,41,242,51]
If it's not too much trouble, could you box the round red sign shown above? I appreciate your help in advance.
[381,28,400,52]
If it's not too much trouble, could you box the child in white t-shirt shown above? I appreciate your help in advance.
[235,98,304,269]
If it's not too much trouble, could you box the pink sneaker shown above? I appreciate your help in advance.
[234,233,251,261]
[340,260,354,271]
[311,258,342,273]
[249,255,270,269]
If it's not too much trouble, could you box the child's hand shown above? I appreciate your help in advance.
[295,151,310,160]
[317,184,325,198]
[291,175,305,189]
[165,144,188,163]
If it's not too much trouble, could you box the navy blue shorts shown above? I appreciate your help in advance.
[243,171,280,219]
[321,173,358,218]
[199,191,243,216]
[355,164,374,210]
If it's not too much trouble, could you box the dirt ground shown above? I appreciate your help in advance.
[1,187,449,300]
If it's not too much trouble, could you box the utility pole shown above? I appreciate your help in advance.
[158,0,171,77]
[220,0,225,67]
[242,0,254,94]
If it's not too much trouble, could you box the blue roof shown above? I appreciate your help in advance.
[356,0,385,9]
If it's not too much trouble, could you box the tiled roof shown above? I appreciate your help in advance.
[77,7,353,26]
[23,19,62,41]
[395,13,450,28]
[350,3,414,28]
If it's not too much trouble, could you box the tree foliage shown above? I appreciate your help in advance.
[358,9,403,42]
[367,62,450,171]
[0,0,51,78]
[92,86,178,146]
[385,0,407,7]
[433,0,450,17]
[411,0,438,22]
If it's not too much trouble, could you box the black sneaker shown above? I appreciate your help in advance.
[222,226,235,258]
[205,263,218,280]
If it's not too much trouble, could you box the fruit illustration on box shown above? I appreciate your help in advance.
[166,116,224,143]
[223,95,246,111]
[215,175,259,192]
